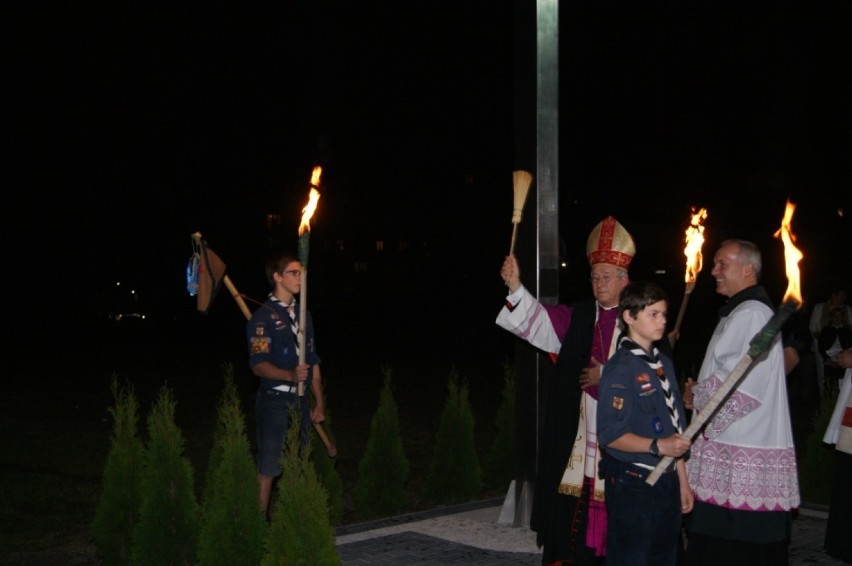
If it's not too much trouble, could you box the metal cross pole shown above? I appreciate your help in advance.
[500,0,559,529]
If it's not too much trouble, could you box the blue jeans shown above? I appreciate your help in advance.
[255,385,310,477]
[603,459,682,566]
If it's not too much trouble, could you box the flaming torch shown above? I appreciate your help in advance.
[774,200,804,306]
[294,166,337,457]
[647,199,803,485]
[297,166,321,397]
[672,207,708,337]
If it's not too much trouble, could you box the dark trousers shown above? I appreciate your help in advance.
[539,477,605,566]
[825,451,852,562]
[604,460,682,566]
[685,532,789,565]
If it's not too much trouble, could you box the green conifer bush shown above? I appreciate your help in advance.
[799,392,838,505]
[310,412,344,526]
[91,375,145,566]
[200,363,237,509]
[262,406,340,566]
[354,367,409,519]
[485,361,516,490]
[196,364,266,566]
[131,384,201,565]
[426,368,482,504]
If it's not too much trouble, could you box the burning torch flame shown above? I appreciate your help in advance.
[683,207,708,284]
[773,199,803,304]
[299,166,322,236]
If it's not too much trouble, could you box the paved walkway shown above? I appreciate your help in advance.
[335,498,846,565]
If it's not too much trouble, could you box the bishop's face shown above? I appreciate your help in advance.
[589,263,628,308]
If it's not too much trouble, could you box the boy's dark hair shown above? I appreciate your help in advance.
[265,251,299,287]
[619,281,668,320]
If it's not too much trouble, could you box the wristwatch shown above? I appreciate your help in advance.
[649,438,660,457]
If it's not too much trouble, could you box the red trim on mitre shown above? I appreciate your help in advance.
[589,250,633,268]
[598,216,616,252]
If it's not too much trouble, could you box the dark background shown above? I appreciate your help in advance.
[7,1,851,381]
[4,4,850,560]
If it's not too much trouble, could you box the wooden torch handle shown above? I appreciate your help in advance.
[314,422,338,458]
[223,276,253,320]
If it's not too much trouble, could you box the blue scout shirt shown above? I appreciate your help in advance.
[597,346,687,468]
[247,295,320,386]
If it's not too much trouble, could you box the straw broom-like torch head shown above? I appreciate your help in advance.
[509,170,533,255]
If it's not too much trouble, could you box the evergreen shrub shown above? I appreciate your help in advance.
[91,375,145,566]
[799,391,838,505]
[131,384,201,565]
[426,368,482,504]
[310,411,344,526]
[262,406,340,566]
[196,364,267,566]
[485,361,516,490]
[354,367,409,519]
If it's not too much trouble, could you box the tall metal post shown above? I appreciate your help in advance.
[500,0,558,529]
[536,3,559,302]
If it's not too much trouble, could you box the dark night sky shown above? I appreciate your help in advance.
[8,2,852,365]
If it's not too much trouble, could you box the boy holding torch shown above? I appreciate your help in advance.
[247,251,326,520]
[597,281,692,565]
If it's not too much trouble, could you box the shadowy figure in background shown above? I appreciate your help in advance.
[810,289,852,397]
[783,297,815,391]
[822,347,852,563]
[817,306,852,398]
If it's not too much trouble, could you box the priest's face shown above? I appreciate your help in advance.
[711,242,752,298]
[590,264,628,308]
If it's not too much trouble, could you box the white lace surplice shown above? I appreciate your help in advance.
[686,300,801,511]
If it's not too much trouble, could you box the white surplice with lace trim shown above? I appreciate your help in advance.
[686,299,800,511]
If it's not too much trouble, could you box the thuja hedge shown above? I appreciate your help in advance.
[92,367,342,565]
[485,361,516,490]
[131,385,201,565]
[310,410,344,526]
[425,368,482,504]
[91,375,145,565]
[263,407,340,565]
[196,365,267,566]
[353,367,410,519]
[799,392,838,505]
[92,362,520,562]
